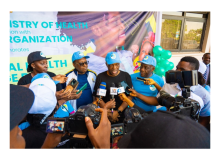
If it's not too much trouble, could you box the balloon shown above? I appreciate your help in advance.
[153,45,163,56]
[168,61,175,70]
[160,59,170,69]
[161,50,172,60]
[154,56,162,63]
[154,64,160,73]
[155,66,165,76]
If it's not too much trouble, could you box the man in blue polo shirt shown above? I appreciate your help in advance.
[130,55,164,112]
[63,51,96,111]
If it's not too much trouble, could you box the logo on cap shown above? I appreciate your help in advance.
[40,52,46,57]
[144,56,148,60]
[43,75,49,79]
[61,104,68,112]
[79,52,84,56]
[111,53,116,59]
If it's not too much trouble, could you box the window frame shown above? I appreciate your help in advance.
[161,12,207,52]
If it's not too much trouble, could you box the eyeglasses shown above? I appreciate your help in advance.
[77,61,89,66]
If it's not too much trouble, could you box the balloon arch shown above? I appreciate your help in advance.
[153,45,174,77]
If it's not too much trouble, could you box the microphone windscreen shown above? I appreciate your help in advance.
[99,82,106,89]
[111,82,115,87]
[118,82,122,87]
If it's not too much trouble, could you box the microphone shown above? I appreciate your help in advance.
[96,82,107,105]
[110,83,117,112]
[117,83,146,114]
[117,82,134,107]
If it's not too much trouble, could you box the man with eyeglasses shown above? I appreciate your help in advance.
[93,52,133,123]
[63,51,97,111]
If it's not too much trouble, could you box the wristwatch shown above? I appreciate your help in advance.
[117,109,122,115]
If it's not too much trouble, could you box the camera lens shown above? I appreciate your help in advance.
[157,91,175,108]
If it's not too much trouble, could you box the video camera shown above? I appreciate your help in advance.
[46,103,101,135]
[157,70,200,120]
[110,107,147,147]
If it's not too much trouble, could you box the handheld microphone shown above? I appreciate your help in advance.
[117,83,146,114]
[96,82,107,105]
[110,83,117,112]
[117,82,134,107]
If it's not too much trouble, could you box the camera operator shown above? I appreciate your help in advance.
[130,55,164,113]
[10,84,67,149]
[129,56,209,128]
[10,84,111,149]
[161,57,210,128]
[115,111,210,148]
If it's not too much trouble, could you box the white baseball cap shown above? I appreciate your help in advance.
[28,78,57,116]
[29,78,56,94]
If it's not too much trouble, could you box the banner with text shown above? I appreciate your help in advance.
[10,11,157,84]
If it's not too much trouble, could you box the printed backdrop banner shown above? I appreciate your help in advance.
[10,12,157,84]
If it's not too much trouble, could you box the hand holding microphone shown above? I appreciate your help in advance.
[110,83,117,112]
[96,82,107,106]
[117,82,134,107]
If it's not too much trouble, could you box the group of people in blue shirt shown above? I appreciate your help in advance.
[17,50,210,148]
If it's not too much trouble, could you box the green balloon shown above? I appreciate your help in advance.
[156,66,165,76]
[160,59,170,69]
[168,61,174,70]
[154,56,162,63]
[154,65,160,73]
[161,50,172,60]
[153,45,163,56]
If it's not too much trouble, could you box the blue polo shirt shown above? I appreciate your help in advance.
[76,73,93,109]
[130,72,164,112]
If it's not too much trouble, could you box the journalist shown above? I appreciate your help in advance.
[116,111,210,148]
[10,84,110,149]
[10,84,66,149]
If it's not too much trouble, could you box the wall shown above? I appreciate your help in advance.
[170,52,204,69]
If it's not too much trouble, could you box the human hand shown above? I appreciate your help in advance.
[56,90,70,100]
[67,90,82,100]
[103,99,116,110]
[85,108,111,149]
[94,98,105,108]
[52,75,67,83]
[112,110,119,123]
[63,85,74,95]
[41,132,67,148]
[128,88,138,97]
[144,78,156,85]
[107,110,113,121]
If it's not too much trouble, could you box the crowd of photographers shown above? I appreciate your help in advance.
[10,50,210,149]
